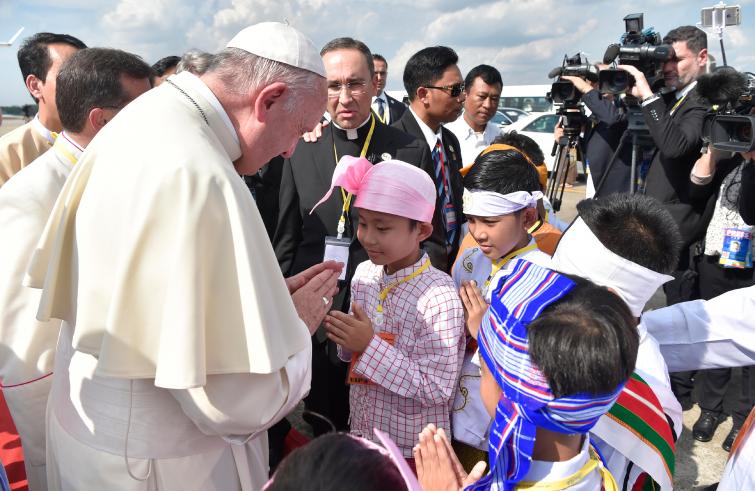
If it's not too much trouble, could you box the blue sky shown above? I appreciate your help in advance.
[1,0,753,106]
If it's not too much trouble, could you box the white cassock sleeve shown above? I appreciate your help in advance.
[642,285,755,372]
[169,347,311,443]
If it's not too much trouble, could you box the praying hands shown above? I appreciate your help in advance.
[414,424,487,491]
[459,280,488,339]
[324,301,375,352]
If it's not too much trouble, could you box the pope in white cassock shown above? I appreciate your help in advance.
[24,23,340,490]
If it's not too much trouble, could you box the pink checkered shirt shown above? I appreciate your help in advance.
[340,253,465,457]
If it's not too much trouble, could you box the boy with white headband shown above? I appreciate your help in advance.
[316,155,465,463]
[450,146,551,467]
[551,194,683,491]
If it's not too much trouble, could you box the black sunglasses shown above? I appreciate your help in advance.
[424,82,465,98]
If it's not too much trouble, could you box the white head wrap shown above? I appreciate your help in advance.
[551,217,674,317]
[462,189,543,217]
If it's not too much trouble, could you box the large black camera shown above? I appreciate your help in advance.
[698,68,755,152]
[547,53,598,106]
[600,13,674,94]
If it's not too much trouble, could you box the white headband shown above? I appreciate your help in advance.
[551,217,674,317]
[462,189,543,217]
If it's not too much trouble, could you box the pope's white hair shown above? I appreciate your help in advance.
[207,47,324,113]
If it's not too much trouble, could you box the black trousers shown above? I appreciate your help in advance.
[672,255,754,424]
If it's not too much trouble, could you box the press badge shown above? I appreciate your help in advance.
[324,236,350,280]
[719,227,753,269]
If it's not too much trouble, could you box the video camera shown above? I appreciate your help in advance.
[698,67,755,152]
[547,53,598,106]
[599,13,674,94]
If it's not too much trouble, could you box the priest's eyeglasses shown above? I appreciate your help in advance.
[327,81,368,99]
[424,82,465,98]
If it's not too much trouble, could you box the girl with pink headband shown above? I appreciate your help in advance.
[314,155,466,468]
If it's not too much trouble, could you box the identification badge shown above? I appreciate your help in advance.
[444,202,457,229]
[324,236,350,280]
[720,227,753,269]
[347,332,395,385]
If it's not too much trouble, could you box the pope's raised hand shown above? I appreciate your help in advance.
[291,267,340,335]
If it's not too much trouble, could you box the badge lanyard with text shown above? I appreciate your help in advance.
[347,258,431,386]
[323,114,376,280]
[374,258,431,327]
[483,242,538,292]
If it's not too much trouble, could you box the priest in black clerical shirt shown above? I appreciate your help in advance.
[273,37,442,437]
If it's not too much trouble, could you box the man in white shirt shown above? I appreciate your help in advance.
[0,48,152,490]
[0,32,86,185]
[446,65,503,166]
[371,53,406,125]
[27,23,340,490]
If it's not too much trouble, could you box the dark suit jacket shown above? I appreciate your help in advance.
[245,156,284,240]
[393,110,464,268]
[386,93,407,124]
[273,119,444,313]
[581,90,632,196]
[643,88,709,248]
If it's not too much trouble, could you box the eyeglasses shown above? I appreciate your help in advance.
[424,82,465,98]
[327,81,368,99]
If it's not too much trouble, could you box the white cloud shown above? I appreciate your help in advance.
[1,0,754,106]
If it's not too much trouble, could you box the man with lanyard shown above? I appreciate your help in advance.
[393,46,466,271]
[370,54,406,125]
[0,32,86,186]
[446,64,503,166]
[274,37,441,438]
[0,48,152,491]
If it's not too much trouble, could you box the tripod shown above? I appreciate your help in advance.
[593,106,654,196]
[547,130,581,212]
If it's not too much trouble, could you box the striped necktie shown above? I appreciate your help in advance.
[376,98,385,121]
[432,138,456,248]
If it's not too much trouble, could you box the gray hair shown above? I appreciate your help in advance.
[206,48,324,112]
[176,49,213,75]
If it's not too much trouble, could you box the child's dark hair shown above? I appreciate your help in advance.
[463,149,540,195]
[576,194,681,274]
[493,132,545,166]
[267,433,408,491]
[528,276,638,399]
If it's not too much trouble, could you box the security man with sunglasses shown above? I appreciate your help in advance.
[394,46,467,267]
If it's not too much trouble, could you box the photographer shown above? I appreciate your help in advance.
[561,70,633,196]
[617,26,709,290]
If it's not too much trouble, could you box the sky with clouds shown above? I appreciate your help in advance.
[0,0,753,106]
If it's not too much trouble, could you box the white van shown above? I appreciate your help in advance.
[498,84,553,113]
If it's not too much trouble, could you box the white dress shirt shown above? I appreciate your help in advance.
[445,115,501,166]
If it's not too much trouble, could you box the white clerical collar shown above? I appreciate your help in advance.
[409,107,442,151]
[676,80,697,100]
[173,73,239,146]
[332,114,371,140]
[31,115,57,145]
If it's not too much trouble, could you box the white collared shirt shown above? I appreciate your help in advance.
[372,93,390,124]
[445,115,501,166]
[171,73,239,146]
[409,107,443,152]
